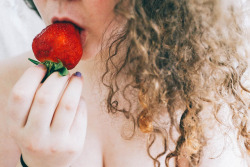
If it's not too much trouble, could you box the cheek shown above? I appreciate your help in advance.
[89,0,116,17]
[86,0,117,36]
[34,0,57,26]
[32,0,46,12]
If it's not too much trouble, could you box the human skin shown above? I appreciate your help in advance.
[0,0,249,167]
[1,51,156,167]
[0,1,159,163]
[33,0,120,60]
[7,0,123,166]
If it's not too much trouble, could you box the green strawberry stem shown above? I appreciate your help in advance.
[28,58,69,83]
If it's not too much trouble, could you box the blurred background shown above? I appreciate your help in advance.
[0,0,45,60]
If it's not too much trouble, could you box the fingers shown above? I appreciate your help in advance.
[8,65,46,127]
[25,72,70,131]
[8,68,87,166]
[70,98,88,143]
[50,74,83,133]
[9,66,86,141]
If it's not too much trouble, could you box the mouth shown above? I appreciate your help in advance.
[51,17,87,47]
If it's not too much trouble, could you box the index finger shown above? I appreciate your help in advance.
[8,65,47,127]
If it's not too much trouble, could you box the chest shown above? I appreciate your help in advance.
[71,91,248,167]
[70,97,157,167]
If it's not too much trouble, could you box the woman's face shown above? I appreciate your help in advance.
[33,0,120,60]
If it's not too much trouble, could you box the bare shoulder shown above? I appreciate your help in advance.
[0,51,35,166]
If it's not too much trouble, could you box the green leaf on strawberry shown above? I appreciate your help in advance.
[28,58,69,82]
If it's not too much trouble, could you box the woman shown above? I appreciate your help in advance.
[0,0,249,166]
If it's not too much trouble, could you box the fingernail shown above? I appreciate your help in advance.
[74,71,82,78]
[37,64,46,69]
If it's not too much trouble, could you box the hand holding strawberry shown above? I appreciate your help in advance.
[8,67,87,167]
[7,23,86,167]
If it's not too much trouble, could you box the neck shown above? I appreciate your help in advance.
[74,52,107,82]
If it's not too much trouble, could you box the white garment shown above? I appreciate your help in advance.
[0,0,45,60]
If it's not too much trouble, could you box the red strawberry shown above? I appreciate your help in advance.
[29,22,83,81]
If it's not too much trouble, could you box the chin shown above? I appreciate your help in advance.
[81,39,111,61]
[81,47,102,61]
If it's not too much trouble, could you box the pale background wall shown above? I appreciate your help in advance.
[0,0,45,60]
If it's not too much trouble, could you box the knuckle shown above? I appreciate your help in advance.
[24,138,43,152]
[67,149,77,155]
[49,145,62,154]
[48,141,80,155]
[48,141,66,154]
[35,91,52,105]
[67,145,80,155]
[10,88,29,104]
[63,101,76,112]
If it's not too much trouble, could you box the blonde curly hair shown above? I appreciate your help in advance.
[101,0,250,166]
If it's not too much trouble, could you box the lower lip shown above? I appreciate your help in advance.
[80,30,87,47]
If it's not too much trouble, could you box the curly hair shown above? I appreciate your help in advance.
[102,0,250,166]
[25,0,250,166]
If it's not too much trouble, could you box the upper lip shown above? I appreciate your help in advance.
[51,17,85,31]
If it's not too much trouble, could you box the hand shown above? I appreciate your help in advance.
[7,65,87,167]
